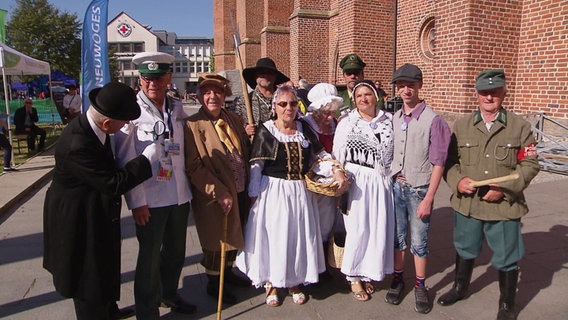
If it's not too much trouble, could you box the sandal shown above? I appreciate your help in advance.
[351,281,370,302]
[289,287,307,305]
[362,281,375,295]
[265,283,280,307]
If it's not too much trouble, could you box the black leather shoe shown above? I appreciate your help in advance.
[109,304,135,320]
[161,297,197,314]
[3,167,18,172]
[207,275,238,304]
[224,268,251,287]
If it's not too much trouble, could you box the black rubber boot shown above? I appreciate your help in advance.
[497,269,518,320]
[437,254,475,306]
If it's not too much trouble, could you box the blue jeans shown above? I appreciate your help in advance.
[393,180,430,258]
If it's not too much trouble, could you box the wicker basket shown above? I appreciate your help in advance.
[305,158,346,197]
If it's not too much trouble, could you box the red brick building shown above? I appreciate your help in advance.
[213,0,567,118]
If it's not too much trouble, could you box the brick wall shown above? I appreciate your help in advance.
[212,0,236,72]
[214,0,568,118]
[513,0,567,118]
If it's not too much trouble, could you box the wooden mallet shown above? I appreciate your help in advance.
[468,173,520,188]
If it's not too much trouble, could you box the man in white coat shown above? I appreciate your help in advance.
[114,52,194,319]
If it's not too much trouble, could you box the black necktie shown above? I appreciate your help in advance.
[104,135,113,160]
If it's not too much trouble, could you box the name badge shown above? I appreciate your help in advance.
[157,157,173,182]
[167,142,180,155]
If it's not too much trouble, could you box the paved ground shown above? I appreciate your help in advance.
[1,124,567,319]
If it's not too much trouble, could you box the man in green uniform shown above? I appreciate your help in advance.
[336,53,384,118]
[439,69,540,320]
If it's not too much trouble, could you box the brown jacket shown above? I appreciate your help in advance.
[184,108,250,251]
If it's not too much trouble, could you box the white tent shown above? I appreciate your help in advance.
[0,43,52,166]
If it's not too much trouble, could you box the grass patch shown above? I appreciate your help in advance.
[1,123,62,173]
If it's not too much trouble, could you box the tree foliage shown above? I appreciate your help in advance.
[6,0,81,78]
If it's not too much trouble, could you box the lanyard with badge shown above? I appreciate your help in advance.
[156,99,180,182]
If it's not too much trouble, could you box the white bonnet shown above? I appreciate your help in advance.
[307,83,344,112]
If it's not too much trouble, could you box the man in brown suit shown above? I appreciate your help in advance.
[184,74,251,304]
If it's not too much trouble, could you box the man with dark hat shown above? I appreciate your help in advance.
[233,57,290,136]
[114,52,195,318]
[385,63,451,314]
[336,53,385,118]
[439,69,539,320]
[43,82,156,319]
[184,73,251,304]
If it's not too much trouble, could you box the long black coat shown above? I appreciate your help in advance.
[43,114,152,302]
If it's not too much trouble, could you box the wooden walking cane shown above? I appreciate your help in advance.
[468,173,520,188]
[217,213,228,320]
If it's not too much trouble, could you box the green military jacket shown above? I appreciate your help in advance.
[445,108,539,220]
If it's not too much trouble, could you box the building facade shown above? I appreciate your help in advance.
[107,12,213,94]
[213,0,567,119]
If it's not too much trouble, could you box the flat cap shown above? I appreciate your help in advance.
[198,73,232,96]
[392,63,423,83]
[132,52,174,77]
[340,54,366,72]
[475,69,506,91]
[89,82,140,121]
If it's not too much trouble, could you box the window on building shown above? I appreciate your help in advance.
[119,43,133,53]
[204,62,210,72]
[109,43,118,53]
[197,64,203,73]
[122,61,132,71]
[133,42,144,53]
[181,62,188,73]
[190,64,196,73]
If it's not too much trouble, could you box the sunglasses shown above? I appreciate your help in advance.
[276,101,299,108]
[140,73,166,82]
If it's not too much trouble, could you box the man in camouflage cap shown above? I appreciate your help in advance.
[337,53,384,117]
[440,69,540,320]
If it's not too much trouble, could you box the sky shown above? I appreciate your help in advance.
[0,0,214,37]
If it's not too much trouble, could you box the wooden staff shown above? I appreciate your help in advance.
[231,16,254,126]
[469,173,520,188]
[216,213,228,320]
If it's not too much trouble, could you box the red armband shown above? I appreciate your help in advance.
[517,142,537,161]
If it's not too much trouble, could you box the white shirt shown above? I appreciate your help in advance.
[114,92,192,209]
[63,93,82,113]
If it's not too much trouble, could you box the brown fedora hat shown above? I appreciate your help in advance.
[242,57,290,89]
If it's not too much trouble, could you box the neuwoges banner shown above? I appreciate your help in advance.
[81,0,110,113]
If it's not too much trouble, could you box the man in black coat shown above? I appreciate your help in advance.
[43,82,159,320]
[13,98,46,150]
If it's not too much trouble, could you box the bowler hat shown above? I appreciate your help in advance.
[340,54,366,72]
[475,69,506,91]
[392,63,423,83]
[242,57,290,89]
[89,82,141,121]
[198,73,232,96]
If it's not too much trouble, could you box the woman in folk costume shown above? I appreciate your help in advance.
[332,80,395,301]
[235,85,349,307]
[302,83,345,276]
